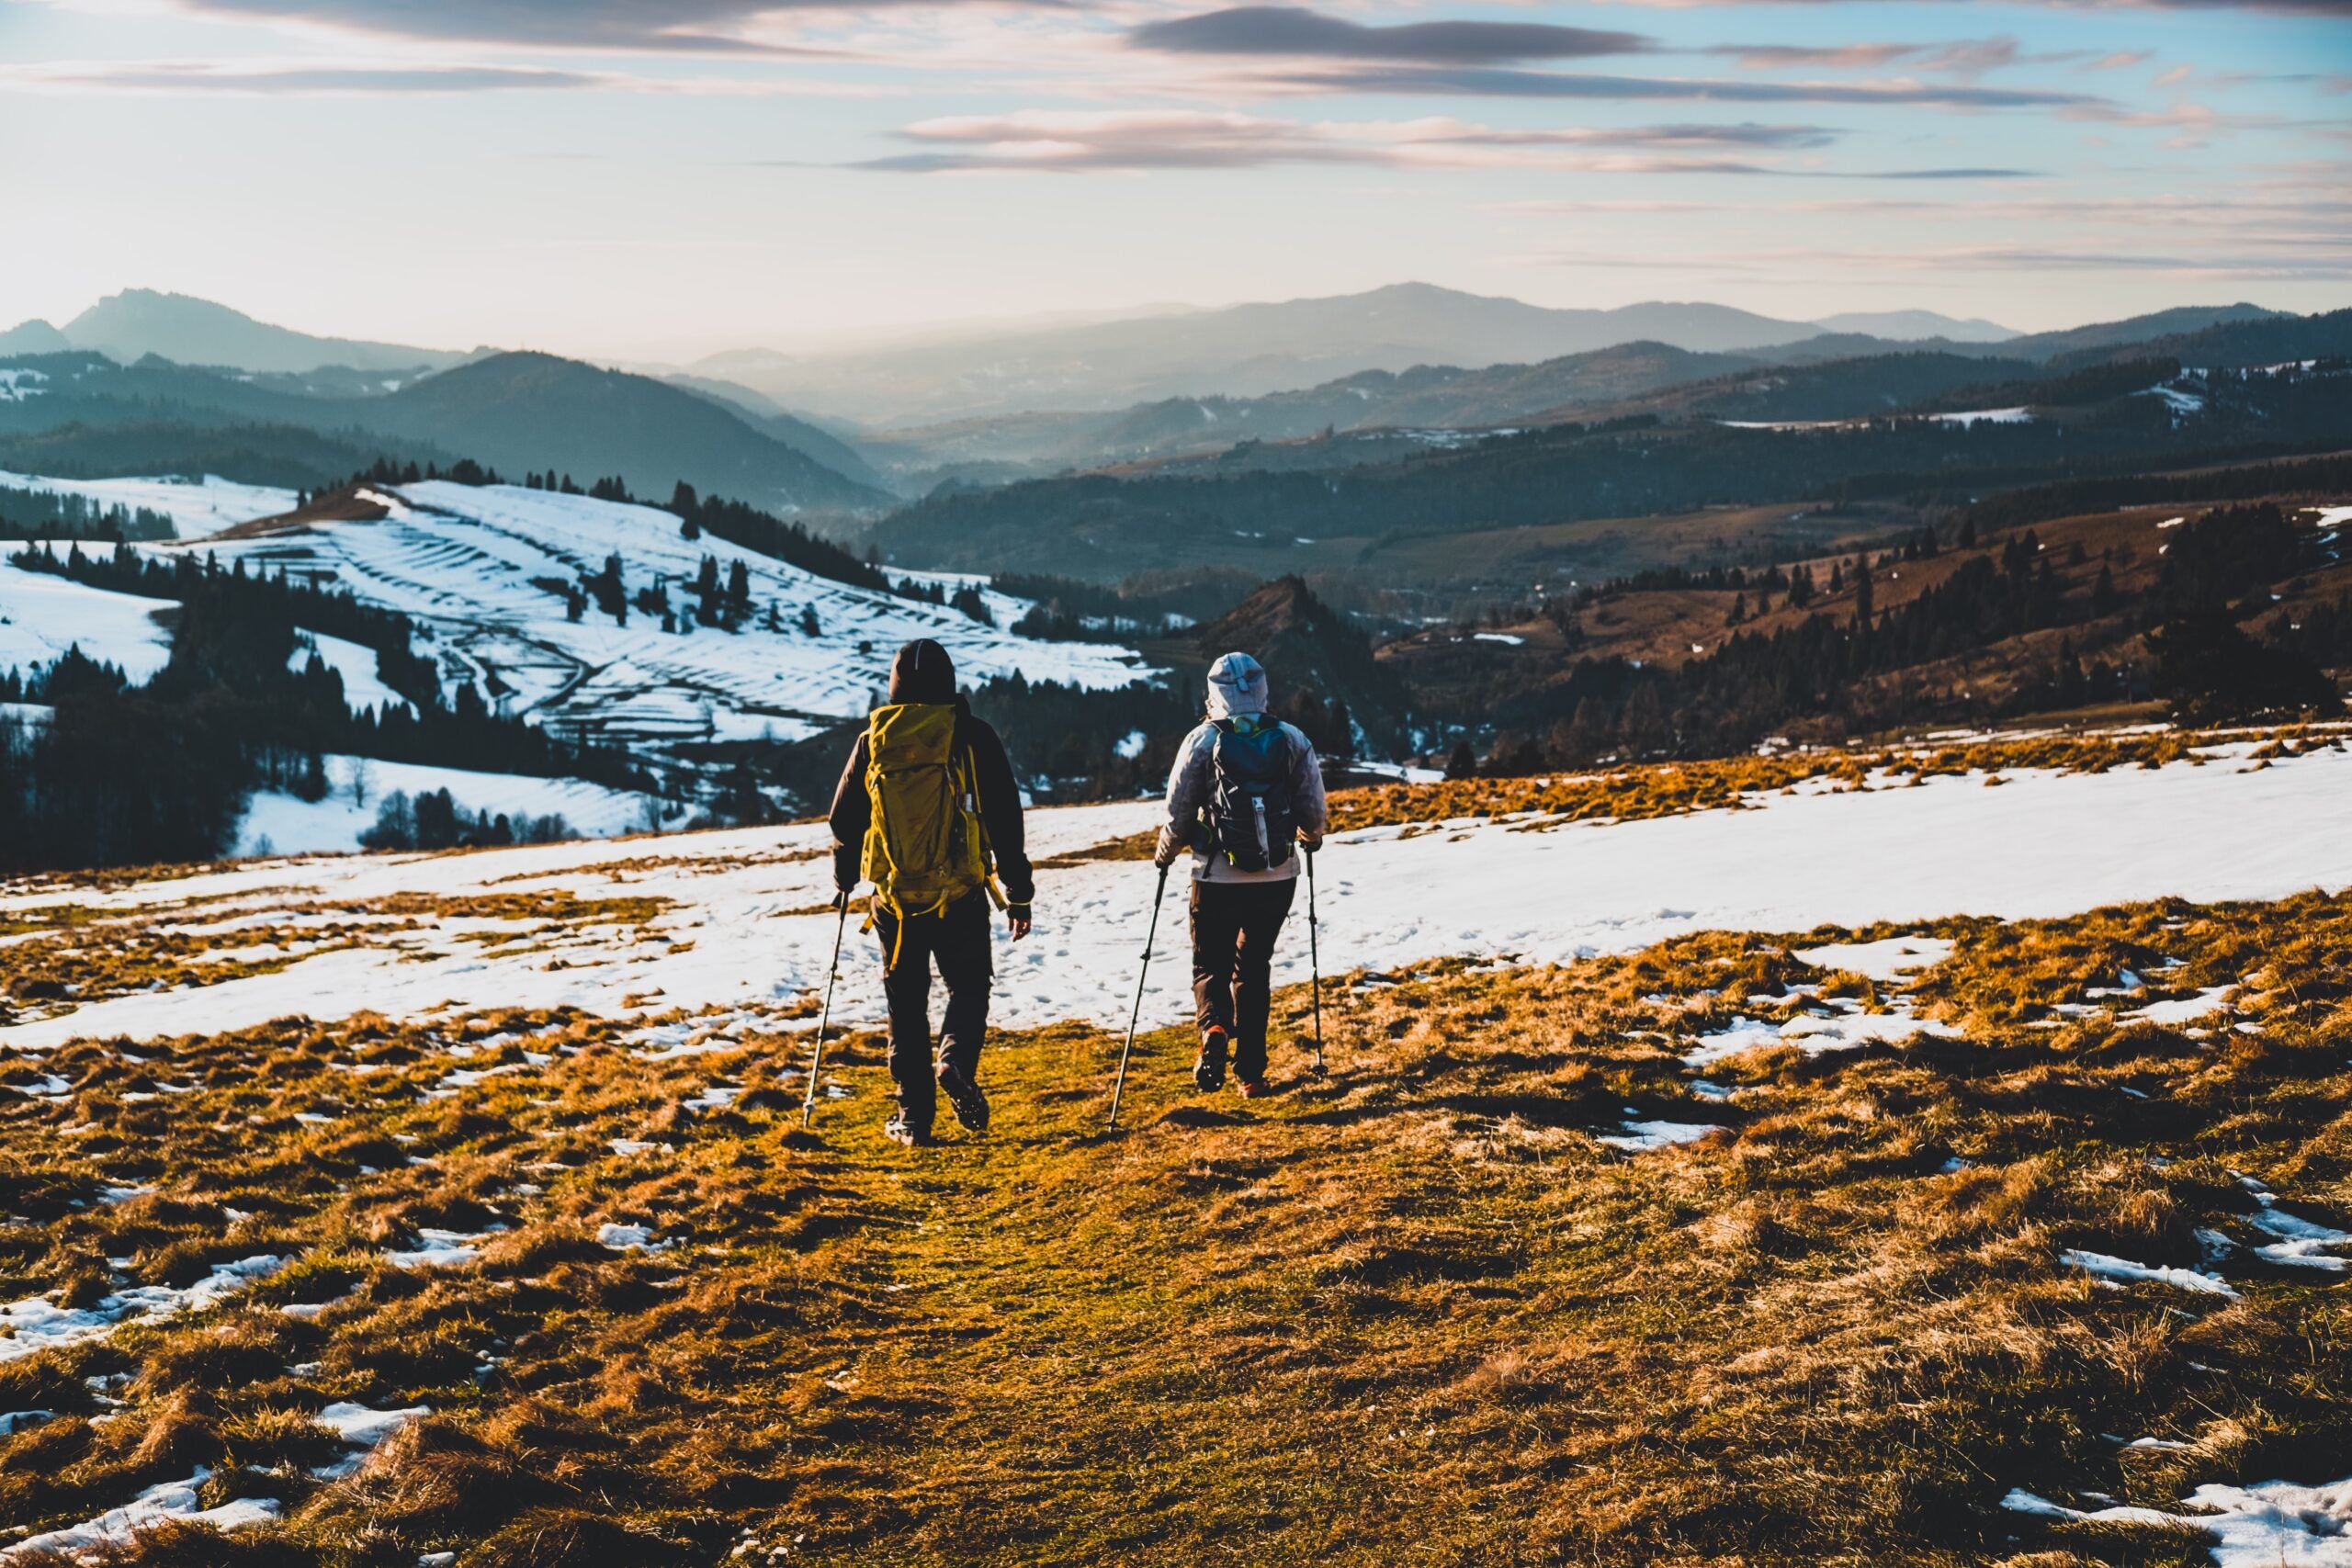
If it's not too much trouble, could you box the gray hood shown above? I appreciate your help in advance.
[1204,651,1269,720]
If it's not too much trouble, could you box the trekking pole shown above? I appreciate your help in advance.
[1306,845,1324,1077]
[801,900,850,1127]
[1107,865,1170,1130]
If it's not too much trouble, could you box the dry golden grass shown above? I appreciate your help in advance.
[2,888,2348,1565]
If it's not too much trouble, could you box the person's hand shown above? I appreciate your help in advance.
[1302,834,1324,855]
[1007,905,1033,940]
[1152,828,1181,872]
[830,886,853,913]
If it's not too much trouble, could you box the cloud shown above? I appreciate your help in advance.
[1128,7,1651,65]
[826,108,2048,176]
[1711,37,2089,77]
[173,0,959,52]
[1260,66,2105,109]
[836,108,1851,172]
[0,60,610,93]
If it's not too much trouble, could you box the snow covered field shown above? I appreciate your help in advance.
[132,480,1149,753]
[0,470,296,538]
[0,560,175,682]
[234,755,656,856]
[7,740,2349,1053]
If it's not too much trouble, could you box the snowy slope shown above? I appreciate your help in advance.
[289,630,413,715]
[148,482,1151,752]
[0,560,176,682]
[236,755,652,857]
[0,470,296,538]
[6,740,2350,1054]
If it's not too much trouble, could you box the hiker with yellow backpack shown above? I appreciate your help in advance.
[828,638,1033,1147]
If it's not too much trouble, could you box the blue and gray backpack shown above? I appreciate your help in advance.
[1201,715,1296,873]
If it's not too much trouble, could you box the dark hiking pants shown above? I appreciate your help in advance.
[873,887,992,1133]
[1190,878,1296,1083]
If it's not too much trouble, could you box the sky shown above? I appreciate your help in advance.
[0,0,2346,359]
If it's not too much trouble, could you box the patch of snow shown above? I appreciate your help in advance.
[2126,986,2236,1026]
[1471,632,1524,646]
[2004,1475,2352,1568]
[1930,407,2032,426]
[1793,935,1954,983]
[233,753,652,857]
[288,632,413,716]
[0,369,47,403]
[0,561,175,683]
[0,1254,287,1366]
[308,1401,428,1480]
[0,470,295,536]
[382,1228,498,1269]
[1113,729,1148,761]
[596,1223,671,1252]
[0,1469,280,1561]
[607,1138,668,1156]
[2245,1193,2352,1272]
[2061,1248,2238,1298]
[1595,1118,1724,1151]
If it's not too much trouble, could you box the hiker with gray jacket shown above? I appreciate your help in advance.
[1154,652,1329,1098]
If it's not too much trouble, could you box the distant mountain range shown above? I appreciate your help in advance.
[855,303,2311,484]
[0,287,2316,518]
[0,348,888,515]
[695,283,2036,425]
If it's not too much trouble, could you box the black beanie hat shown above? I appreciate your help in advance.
[888,637,956,705]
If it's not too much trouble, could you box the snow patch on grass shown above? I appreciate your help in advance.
[0,1469,280,1561]
[2005,1474,2352,1568]
[2060,1248,2239,1298]
[0,1254,287,1366]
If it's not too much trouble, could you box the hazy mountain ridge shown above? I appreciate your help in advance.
[855,304,2325,484]
[693,283,2018,425]
[0,346,890,514]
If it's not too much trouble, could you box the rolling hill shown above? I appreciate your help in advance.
[132,479,1144,755]
[347,354,891,513]
[0,349,893,516]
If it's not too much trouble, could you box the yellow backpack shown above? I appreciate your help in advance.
[861,704,1002,956]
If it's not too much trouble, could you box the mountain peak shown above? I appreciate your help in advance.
[59,288,467,376]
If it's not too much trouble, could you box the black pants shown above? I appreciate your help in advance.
[1190,878,1296,1082]
[873,887,992,1132]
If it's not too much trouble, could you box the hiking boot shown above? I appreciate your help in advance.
[1235,1077,1267,1100]
[936,1062,990,1134]
[1193,1029,1229,1092]
[883,1111,933,1148]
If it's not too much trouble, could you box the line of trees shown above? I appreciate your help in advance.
[0,484,175,542]
[1459,504,2338,773]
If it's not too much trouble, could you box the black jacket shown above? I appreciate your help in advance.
[828,700,1035,908]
